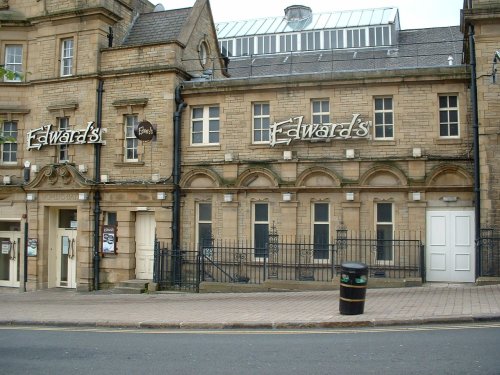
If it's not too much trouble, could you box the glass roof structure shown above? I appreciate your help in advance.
[216,7,400,39]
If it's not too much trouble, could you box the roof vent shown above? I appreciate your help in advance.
[154,3,165,12]
[284,5,312,21]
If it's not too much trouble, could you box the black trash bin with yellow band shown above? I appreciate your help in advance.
[339,262,368,315]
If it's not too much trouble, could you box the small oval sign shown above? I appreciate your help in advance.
[134,120,155,142]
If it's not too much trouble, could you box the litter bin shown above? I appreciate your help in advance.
[339,262,368,315]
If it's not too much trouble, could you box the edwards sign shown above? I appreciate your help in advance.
[270,114,371,147]
[27,121,103,150]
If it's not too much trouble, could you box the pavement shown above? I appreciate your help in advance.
[1,284,500,330]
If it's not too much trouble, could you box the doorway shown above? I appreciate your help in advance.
[135,212,155,280]
[426,209,475,282]
[0,221,21,288]
[55,209,77,288]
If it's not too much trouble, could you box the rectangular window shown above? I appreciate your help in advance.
[2,121,17,163]
[376,203,393,262]
[191,106,220,145]
[220,40,233,57]
[374,97,394,139]
[104,212,117,226]
[4,45,23,82]
[197,203,212,247]
[253,203,269,258]
[253,102,270,143]
[58,117,70,162]
[61,38,74,76]
[125,115,138,161]
[312,99,330,124]
[313,203,330,260]
[439,95,459,137]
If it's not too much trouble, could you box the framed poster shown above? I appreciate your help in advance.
[102,225,116,254]
[27,238,38,257]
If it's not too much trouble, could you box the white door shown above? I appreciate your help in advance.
[135,212,155,279]
[56,228,77,288]
[0,231,20,288]
[426,210,475,282]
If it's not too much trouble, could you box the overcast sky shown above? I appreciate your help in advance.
[155,0,463,30]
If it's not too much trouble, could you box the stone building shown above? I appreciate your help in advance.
[0,0,498,291]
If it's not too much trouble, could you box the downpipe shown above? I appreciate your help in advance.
[93,79,104,290]
[172,84,186,284]
[469,25,481,278]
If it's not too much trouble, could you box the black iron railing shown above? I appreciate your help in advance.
[478,228,500,277]
[154,232,424,291]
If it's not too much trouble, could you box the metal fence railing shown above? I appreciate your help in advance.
[154,231,424,292]
[478,228,500,277]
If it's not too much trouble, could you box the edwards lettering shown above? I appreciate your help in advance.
[270,114,371,147]
[27,122,103,150]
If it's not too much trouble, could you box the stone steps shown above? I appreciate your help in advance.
[112,280,149,294]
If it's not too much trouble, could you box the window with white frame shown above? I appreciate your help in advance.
[58,117,70,162]
[2,121,17,163]
[347,29,366,48]
[376,202,393,262]
[4,45,23,82]
[125,115,138,161]
[252,102,270,143]
[301,31,321,51]
[191,106,220,145]
[197,203,212,247]
[439,95,459,138]
[219,40,233,57]
[369,26,391,47]
[280,34,298,52]
[60,38,74,76]
[313,202,330,260]
[374,97,394,139]
[257,35,277,55]
[253,203,269,258]
[312,99,330,124]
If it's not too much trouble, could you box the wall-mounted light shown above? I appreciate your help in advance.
[224,193,233,202]
[346,192,354,201]
[442,196,458,202]
[78,192,88,201]
[282,192,292,201]
[283,151,293,160]
[345,149,355,159]
[26,193,36,201]
[412,148,422,158]
[157,192,167,200]
[412,192,421,201]
[23,160,31,182]
[152,173,160,182]
[3,176,11,185]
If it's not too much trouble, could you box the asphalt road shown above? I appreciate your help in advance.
[1,323,499,375]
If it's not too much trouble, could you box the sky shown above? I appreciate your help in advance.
[155,0,464,30]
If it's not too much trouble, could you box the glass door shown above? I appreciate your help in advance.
[0,222,21,287]
[56,210,77,288]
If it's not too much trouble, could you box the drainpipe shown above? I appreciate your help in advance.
[172,84,186,284]
[93,79,104,290]
[468,25,481,278]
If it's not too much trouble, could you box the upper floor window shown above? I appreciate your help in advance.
[376,202,393,262]
[347,29,367,48]
[4,45,23,82]
[323,30,344,49]
[280,34,298,52]
[252,102,270,144]
[58,117,70,162]
[2,121,17,163]
[301,31,321,51]
[125,115,138,161]
[191,106,220,145]
[313,202,330,260]
[374,97,394,139]
[61,38,74,77]
[369,26,390,47]
[439,95,459,138]
[220,40,233,57]
[312,99,330,124]
[199,41,209,67]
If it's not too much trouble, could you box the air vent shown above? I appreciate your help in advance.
[284,5,312,21]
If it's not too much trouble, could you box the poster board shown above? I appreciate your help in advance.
[27,238,38,257]
[102,225,116,254]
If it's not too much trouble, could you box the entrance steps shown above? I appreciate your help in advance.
[111,280,149,294]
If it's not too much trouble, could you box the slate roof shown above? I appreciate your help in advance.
[222,26,464,78]
[122,8,191,46]
[217,7,399,39]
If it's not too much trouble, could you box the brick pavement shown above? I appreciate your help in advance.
[0,284,499,329]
